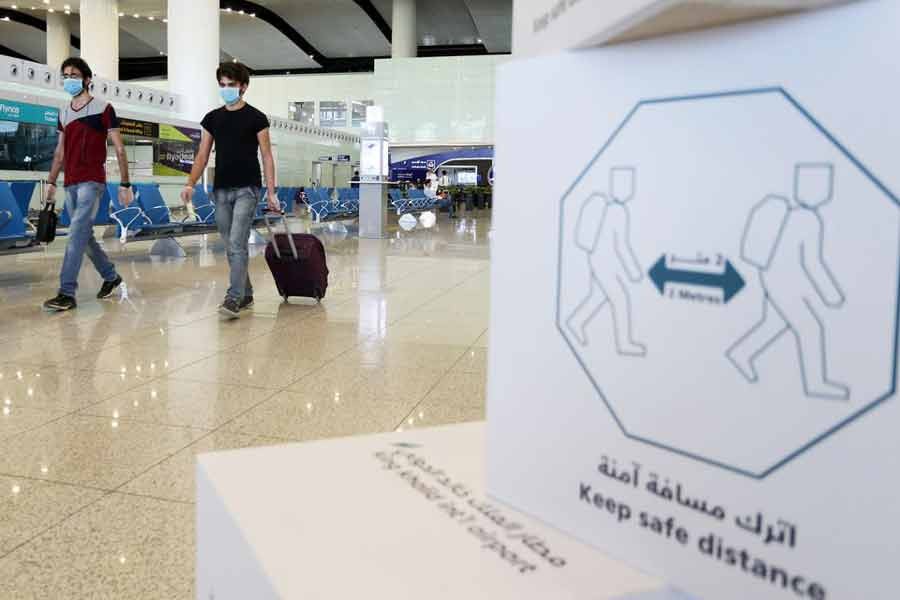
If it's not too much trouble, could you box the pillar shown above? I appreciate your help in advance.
[46,12,71,70]
[168,0,220,122]
[79,0,119,79]
[392,0,417,58]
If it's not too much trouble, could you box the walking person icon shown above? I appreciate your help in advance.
[727,163,850,400]
[566,167,646,356]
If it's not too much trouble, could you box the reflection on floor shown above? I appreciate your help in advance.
[0,213,490,598]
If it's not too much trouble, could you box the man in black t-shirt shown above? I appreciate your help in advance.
[182,62,279,319]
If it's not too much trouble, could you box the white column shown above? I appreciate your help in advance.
[168,0,220,122]
[46,12,71,69]
[391,0,417,58]
[79,0,119,79]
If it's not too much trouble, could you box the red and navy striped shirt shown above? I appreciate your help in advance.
[57,98,120,186]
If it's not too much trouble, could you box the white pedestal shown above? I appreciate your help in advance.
[196,423,668,600]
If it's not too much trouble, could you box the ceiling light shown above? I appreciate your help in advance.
[148,16,154,20]
[118,12,123,17]
[11,4,17,9]
[48,7,54,12]
[43,0,48,4]
[238,10,244,14]
[133,13,139,18]
[159,51,164,55]
[1,16,8,21]
[163,18,167,23]
[225,7,231,11]
[250,13,255,17]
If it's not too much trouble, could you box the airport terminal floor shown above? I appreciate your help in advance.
[0,212,490,598]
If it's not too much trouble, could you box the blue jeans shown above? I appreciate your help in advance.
[214,187,257,302]
[59,182,118,297]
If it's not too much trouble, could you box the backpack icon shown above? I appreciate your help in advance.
[741,195,790,270]
[575,193,609,253]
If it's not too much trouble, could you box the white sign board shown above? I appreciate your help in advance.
[511,0,847,57]
[196,423,664,599]
[489,3,899,599]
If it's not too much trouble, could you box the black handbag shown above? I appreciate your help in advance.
[36,202,57,244]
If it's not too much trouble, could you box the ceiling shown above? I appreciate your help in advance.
[0,0,511,79]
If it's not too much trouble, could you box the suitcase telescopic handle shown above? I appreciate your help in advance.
[263,210,299,260]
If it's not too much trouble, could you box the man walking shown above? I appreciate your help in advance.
[43,57,132,312]
[181,62,279,319]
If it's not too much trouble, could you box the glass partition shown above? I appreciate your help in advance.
[289,101,316,126]
[351,100,374,128]
[319,101,347,128]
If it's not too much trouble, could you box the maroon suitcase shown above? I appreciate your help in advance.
[263,213,329,302]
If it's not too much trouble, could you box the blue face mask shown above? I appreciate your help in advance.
[220,87,241,105]
[63,78,83,97]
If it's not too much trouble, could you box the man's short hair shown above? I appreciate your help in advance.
[60,57,92,80]
[216,62,251,85]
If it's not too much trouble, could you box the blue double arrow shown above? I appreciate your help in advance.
[648,255,745,303]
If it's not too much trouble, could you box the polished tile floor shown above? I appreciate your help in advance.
[0,212,490,598]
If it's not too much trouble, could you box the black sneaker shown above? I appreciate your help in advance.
[43,294,77,312]
[219,297,241,319]
[239,296,254,311]
[97,275,123,299]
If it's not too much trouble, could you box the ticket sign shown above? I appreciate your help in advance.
[488,2,899,599]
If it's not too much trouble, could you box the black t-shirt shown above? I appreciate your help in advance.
[200,104,270,189]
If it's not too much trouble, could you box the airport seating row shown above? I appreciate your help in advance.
[388,188,440,215]
[0,182,305,254]
[307,187,359,222]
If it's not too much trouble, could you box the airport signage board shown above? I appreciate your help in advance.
[119,118,159,138]
[512,0,654,56]
[511,0,845,57]
[489,2,900,599]
[0,99,58,126]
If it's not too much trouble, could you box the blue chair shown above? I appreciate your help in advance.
[9,181,37,217]
[132,183,181,235]
[108,183,151,242]
[184,185,216,227]
[307,188,347,222]
[389,189,411,215]
[407,189,428,210]
[0,183,34,250]
[276,187,295,214]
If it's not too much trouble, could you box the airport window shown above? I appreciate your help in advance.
[289,101,315,126]
[351,100,374,127]
[0,120,58,171]
[319,100,348,128]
